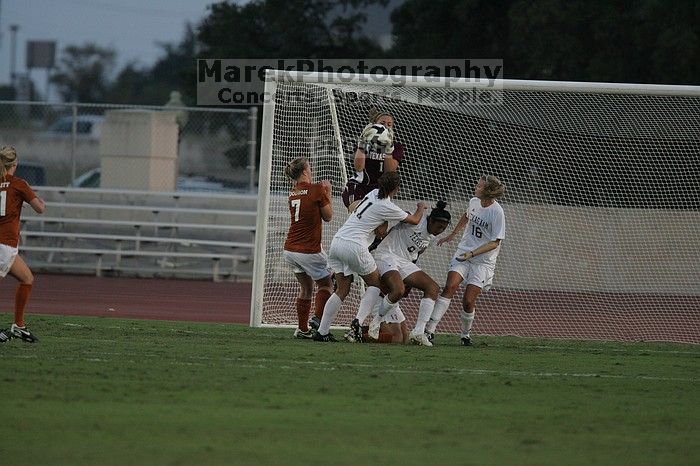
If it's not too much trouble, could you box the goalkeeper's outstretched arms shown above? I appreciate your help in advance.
[352,108,399,177]
[343,108,403,209]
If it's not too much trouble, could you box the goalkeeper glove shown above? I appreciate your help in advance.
[356,123,374,151]
[380,126,395,154]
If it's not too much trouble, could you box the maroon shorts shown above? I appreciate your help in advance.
[341,174,376,209]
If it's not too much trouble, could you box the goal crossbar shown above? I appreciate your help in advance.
[265,70,700,96]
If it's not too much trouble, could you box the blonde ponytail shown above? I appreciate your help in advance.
[0,146,18,179]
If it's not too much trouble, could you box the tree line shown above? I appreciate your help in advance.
[41,0,700,104]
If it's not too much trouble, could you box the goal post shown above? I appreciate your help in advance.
[251,70,700,344]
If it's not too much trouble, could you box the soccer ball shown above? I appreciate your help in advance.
[362,123,393,151]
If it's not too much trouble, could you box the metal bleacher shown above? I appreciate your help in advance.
[19,187,257,282]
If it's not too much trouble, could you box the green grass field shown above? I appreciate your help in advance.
[1,313,698,466]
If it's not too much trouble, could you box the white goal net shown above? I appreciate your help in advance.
[251,72,700,344]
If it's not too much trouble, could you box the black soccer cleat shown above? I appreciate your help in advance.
[426,332,434,345]
[350,318,363,343]
[313,331,337,342]
[11,324,38,343]
[0,328,11,343]
[308,315,321,331]
[460,336,472,347]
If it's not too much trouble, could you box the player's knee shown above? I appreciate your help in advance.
[463,298,477,311]
[389,282,405,301]
[425,282,440,300]
[22,272,34,285]
[441,284,458,298]
[317,275,333,289]
[298,284,313,299]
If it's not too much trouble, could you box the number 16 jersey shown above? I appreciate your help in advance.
[456,197,506,267]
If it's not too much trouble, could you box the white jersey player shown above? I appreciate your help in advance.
[313,171,426,342]
[416,176,506,347]
[347,201,452,345]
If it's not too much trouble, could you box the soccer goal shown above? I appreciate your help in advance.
[251,70,700,344]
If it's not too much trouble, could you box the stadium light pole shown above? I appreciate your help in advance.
[9,24,19,88]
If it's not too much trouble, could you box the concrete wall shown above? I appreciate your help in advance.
[412,203,699,296]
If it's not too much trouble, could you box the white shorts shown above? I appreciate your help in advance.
[283,250,331,281]
[382,306,406,324]
[328,238,376,277]
[0,244,18,278]
[374,253,421,280]
[448,257,495,291]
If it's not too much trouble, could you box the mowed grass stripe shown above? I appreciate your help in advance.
[1,313,698,466]
[4,350,698,383]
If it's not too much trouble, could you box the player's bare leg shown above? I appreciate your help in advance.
[310,274,333,330]
[314,273,353,341]
[405,270,440,345]
[424,271,464,343]
[8,255,38,342]
[290,272,314,338]
[366,269,400,340]
[459,284,481,346]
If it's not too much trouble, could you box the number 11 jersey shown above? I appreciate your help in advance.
[334,189,408,248]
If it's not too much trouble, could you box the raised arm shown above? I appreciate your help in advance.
[353,147,366,172]
[383,154,398,172]
[437,211,468,246]
[319,180,333,222]
[402,202,426,225]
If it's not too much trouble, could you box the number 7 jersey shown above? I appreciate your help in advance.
[284,181,330,254]
[456,197,506,267]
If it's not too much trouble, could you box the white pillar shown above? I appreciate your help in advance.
[99,110,179,191]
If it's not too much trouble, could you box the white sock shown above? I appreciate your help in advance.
[425,296,451,333]
[356,286,381,324]
[354,170,364,183]
[412,298,435,335]
[318,293,343,335]
[460,310,475,338]
[378,295,398,317]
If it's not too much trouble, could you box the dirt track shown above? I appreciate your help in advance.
[0,274,251,324]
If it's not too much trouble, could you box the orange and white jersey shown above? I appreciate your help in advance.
[0,174,36,248]
[284,181,330,254]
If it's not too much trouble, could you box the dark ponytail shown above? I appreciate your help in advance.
[428,200,451,223]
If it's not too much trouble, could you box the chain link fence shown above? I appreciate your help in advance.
[0,101,258,192]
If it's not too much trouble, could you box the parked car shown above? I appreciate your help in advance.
[71,168,235,192]
[40,115,104,141]
[15,161,46,186]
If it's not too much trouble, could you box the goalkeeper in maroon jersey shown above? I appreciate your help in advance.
[341,108,405,211]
